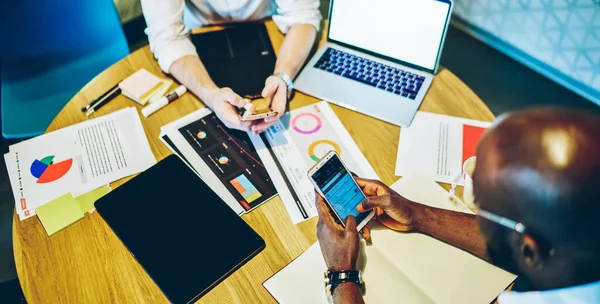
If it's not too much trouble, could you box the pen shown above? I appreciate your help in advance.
[142,85,187,118]
[81,83,120,112]
[86,86,122,117]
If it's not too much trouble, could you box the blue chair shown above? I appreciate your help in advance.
[0,1,129,138]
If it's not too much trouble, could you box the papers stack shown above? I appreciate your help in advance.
[395,112,491,185]
[159,108,278,216]
[250,101,378,223]
[5,108,156,234]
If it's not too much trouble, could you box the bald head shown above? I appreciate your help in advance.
[473,107,600,288]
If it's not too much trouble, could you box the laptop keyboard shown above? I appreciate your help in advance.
[314,48,425,100]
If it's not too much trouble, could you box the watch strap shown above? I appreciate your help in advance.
[326,270,362,295]
[273,72,294,97]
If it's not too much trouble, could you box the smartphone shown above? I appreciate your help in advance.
[239,108,278,121]
[307,150,374,231]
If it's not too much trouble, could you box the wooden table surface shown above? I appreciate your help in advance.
[13,20,495,303]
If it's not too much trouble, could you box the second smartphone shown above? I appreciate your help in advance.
[307,150,374,231]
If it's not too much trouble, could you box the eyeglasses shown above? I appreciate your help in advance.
[449,182,527,235]
[477,209,527,234]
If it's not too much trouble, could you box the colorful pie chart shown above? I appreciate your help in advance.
[197,131,207,139]
[30,155,73,184]
[308,140,341,162]
[218,156,230,165]
[291,113,322,134]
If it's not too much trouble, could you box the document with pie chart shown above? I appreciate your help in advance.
[5,108,156,220]
[251,101,379,224]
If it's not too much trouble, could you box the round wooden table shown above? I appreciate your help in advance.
[13,21,494,303]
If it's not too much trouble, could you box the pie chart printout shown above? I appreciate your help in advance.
[30,155,73,184]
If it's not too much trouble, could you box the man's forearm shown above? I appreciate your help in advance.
[169,55,218,106]
[333,282,365,304]
[274,24,317,78]
[415,205,489,260]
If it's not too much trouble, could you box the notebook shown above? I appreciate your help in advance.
[95,155,265,304]
[119,68,173,105]
[263,174,517,304]
[191,23,276,96]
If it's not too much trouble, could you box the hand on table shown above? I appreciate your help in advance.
[315,193,360,271]
[251,76,288,135]
[355,178,417,232]
[205,87,254,131]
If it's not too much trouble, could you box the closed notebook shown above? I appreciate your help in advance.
[119,68,173,105]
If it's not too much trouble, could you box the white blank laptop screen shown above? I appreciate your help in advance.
[328,0,451,71]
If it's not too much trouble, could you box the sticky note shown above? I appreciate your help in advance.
[36,194,84,236]
[75,185,111,213]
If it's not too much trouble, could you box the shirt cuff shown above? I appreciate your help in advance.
[272,11,322,34]
[153,38,198,73]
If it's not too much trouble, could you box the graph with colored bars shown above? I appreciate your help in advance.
[230,174,262,205]
[178,113,277,212]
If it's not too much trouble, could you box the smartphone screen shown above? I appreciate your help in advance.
[312,154,369,224]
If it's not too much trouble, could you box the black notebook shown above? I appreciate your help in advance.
[95,155,265,304]
[191,23,277,96]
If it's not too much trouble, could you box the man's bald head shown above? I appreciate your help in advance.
[473,107,600,289]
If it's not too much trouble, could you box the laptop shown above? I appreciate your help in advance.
[295,0,453,127]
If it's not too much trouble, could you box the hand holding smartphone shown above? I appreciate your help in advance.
[308,151,374,231]
[238,96,278,121]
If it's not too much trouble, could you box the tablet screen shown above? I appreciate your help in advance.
[95,155,265,303]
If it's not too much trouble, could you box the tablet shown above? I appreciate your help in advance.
[95,155,265,303]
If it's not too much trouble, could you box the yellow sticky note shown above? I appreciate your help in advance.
[36,193,84,236]
[75,185,112,213]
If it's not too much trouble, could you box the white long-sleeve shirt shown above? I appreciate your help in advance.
[141,0,321,73]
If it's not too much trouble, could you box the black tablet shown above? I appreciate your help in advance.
[95,155,265,304]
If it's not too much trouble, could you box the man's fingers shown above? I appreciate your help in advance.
[344,216,357,232]
[251,120,276,135]
[315,193,328,216]
[355,177,384,188]
[315,193,337,227]
[223,110,252,131]
[355,177,390,196]
[357,195,388,213]
[226,120,252,131]
[262,80,277,98]
[223,90,246,108]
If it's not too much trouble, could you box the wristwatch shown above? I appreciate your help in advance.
[324,270,363,302]
[273,72,294,99]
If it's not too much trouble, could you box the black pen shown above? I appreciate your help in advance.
[86,86,122,116]
[81,83,120,113]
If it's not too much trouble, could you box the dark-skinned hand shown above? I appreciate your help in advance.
[315,193,360,271]
[355,177,417,232]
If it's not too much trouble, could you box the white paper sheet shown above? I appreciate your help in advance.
[251,101,378,224]
[395,112,491,185]
[263,174,516,304]
[6,108,156,220]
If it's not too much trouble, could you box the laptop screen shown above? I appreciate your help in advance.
[328,0,452,72]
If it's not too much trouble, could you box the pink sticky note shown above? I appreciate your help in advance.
[119,69,163,100]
